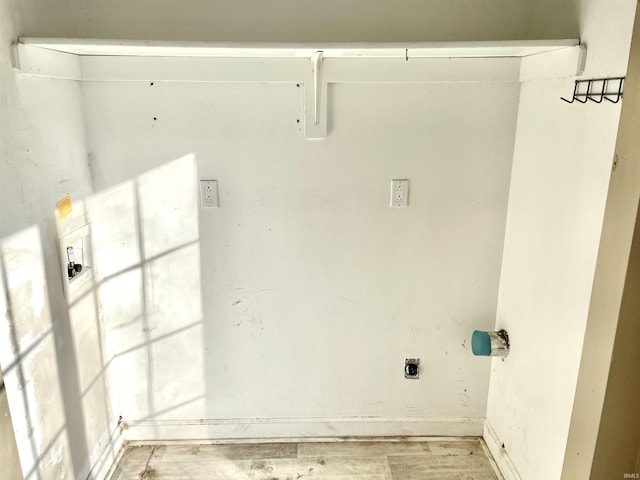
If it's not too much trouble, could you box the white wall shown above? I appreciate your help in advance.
[527,0,579,40]
[85,154,206,436]
[16,0,530,43]
[81,79,519,437]
[0,5,25,478]
[5,0,626,474]
[0,371,22,479]
[0,0,118,478]
[565,6,640,477]
[485,1,637,479]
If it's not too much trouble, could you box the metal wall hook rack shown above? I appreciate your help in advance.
[561,77,625,104]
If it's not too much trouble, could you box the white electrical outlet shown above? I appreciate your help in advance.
[200,180,219,208]
[391,179,409,207]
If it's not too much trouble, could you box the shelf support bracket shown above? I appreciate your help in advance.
[12,43,81,80]
[519,44,587,81]
[305,51,327,139]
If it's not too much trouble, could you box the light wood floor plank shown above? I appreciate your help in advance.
[151,442,297,461]
[108,445,154,480]
[426,440,484,456]
[108,440,500,480]
[387,454,497,480]
[143,458,252,479]
[248,456,392,479]
[298,442,426,458]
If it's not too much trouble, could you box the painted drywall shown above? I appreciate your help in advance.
[590,179,640,477]
[0,371,22,479]
[563,5,640,478]
[526,0,579,40]
[83,153,206,438]
[485,1,637,479]
[0,0,118,478]
[80,77,519,436]
[0,7,23,480]
[14,0,533,43]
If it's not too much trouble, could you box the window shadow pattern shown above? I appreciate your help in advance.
[0,154,206,479]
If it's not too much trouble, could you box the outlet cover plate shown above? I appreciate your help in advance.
[405,358,420,379]
[391,179,409,207]
[200,180,219,208]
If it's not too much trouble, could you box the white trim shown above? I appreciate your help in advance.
[13,44,522,84]
[519,44,587,81]
[480,437,506,480]
[483,419,522,480]
[19,38,579,59]
[125,435,484,446]
[79,421,124,480]
[79,56,520,83]
[100,436,127,480]
[11,38,584,140]
[12,43,81,80]
[12,41,585,85]
[121,416,484,442]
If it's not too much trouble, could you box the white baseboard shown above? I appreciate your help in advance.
[80,421,124,480]
[483,419,522,480]
[121,416,484,442]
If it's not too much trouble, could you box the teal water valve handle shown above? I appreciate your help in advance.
[472,329,509,357]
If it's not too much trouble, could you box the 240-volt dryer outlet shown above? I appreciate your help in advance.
[405,358,420,379]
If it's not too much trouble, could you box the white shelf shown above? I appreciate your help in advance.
[19,37,579,59]
[13,37,585,140]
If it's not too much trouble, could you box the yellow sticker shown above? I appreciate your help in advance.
[57,195,73,220]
